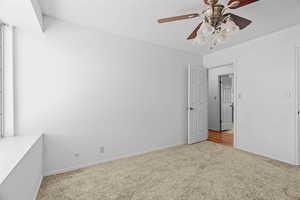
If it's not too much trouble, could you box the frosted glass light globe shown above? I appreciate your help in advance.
[216,31,228,43]
[193,34,207,45]
[222,19,239,34]
[199,21,214,36]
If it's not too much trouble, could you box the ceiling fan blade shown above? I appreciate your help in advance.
[158,13,199,23]
[187,23,202,40]
[227,0,259,9]
[224,13,252,30]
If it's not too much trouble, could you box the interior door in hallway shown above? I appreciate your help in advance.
[188,66,208,144]
[220,74,234,131]
[297,47,300,165]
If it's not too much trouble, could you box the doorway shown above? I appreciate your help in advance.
[208,65,234,146]
[220,74,234,132]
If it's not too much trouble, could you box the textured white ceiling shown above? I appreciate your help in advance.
[39,0,300,55]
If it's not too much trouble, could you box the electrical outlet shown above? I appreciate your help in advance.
[74,153,80,158]
[99,146,104,154]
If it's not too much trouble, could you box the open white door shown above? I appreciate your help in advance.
[297,47,300,165]
[220,74,234,131]
[188,66,208,144]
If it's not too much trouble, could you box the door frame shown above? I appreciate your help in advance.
[205,62,238,148]
[295,46,300,165]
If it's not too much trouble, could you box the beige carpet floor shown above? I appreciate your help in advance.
[37,141,300,200]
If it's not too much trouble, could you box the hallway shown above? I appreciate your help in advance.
[208,130,233,147]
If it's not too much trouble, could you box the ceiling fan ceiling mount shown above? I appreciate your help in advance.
[204,0,219,5]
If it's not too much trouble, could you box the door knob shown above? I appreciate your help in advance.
[189,107,195,111]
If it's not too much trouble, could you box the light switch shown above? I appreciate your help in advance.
[238,93,242,99]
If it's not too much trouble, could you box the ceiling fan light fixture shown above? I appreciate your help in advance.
[216,31,228,43]
[199,21,214,36]
[158,0,258,49]
[222,18,240,34]
[193,34,207,45]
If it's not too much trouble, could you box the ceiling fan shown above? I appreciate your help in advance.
[158,0,259,49]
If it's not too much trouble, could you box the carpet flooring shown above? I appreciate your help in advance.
[37,141,300,200]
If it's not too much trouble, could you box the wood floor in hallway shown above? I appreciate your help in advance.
[208,130,233,147]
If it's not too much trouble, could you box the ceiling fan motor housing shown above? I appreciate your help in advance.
[209,4,225,28]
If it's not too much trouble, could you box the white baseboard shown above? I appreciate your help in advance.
[44,142,184,176]
[33,175,43,200]
[235,145,296,165]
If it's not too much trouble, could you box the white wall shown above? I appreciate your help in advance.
[208,65,233,131]
[15,17,202,174]
[0,136,43,200]
[204,24,300,164]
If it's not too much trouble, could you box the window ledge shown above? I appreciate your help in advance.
[0,134,42,184]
